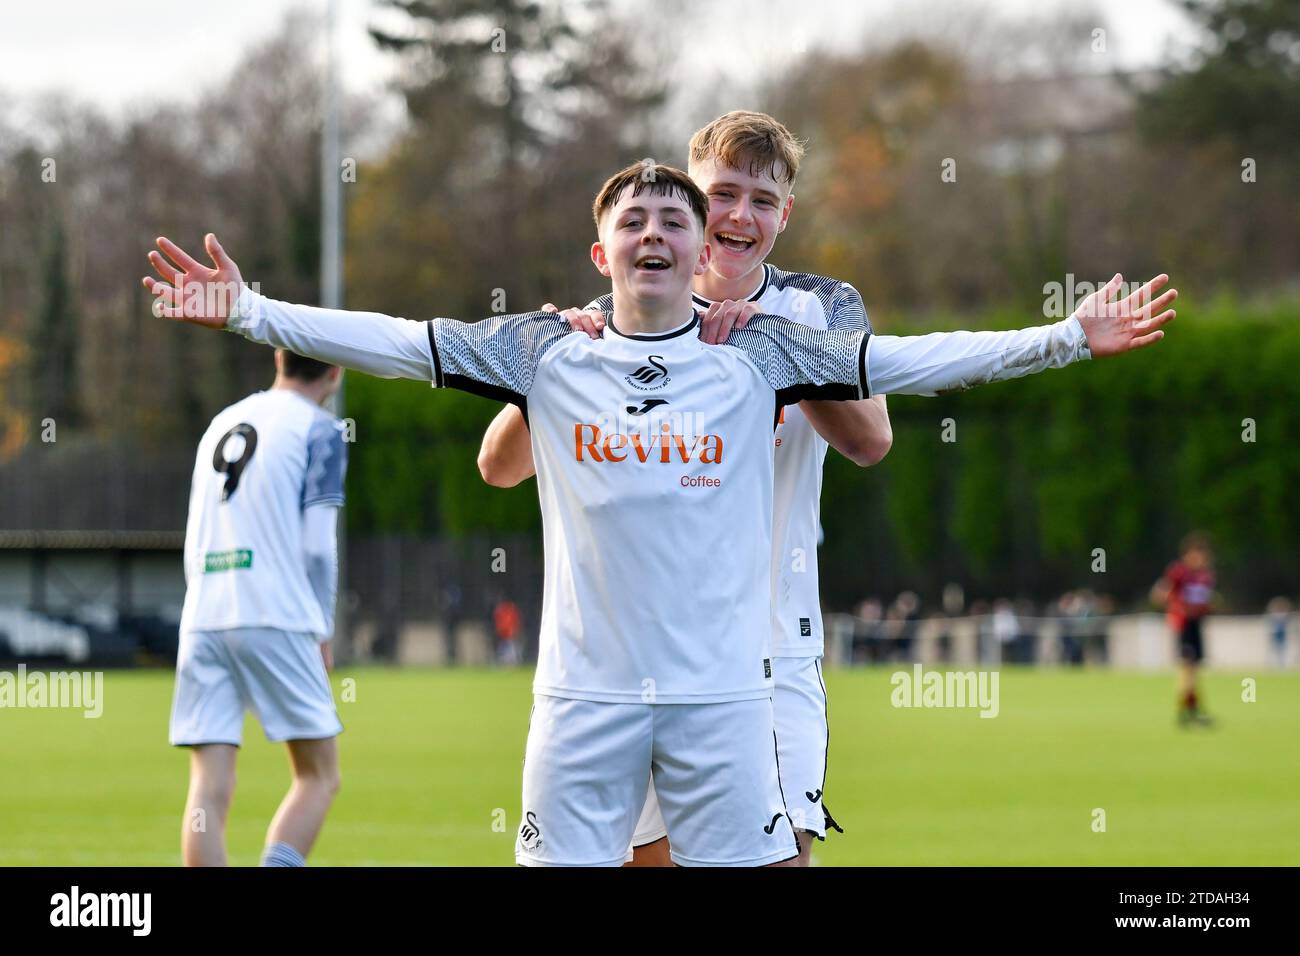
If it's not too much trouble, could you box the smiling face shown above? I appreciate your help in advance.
[592,179,711,320]
[685,111,804,299]
[689,156,794,296]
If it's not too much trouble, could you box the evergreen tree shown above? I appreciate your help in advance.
[32,216,82,429]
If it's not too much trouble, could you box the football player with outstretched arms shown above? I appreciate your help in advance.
[476,112,1177,866]
[144,161,1173,866]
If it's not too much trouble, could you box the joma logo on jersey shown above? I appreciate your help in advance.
[626,398,670,416]
[624,355,670,391]
[574,423,723,464]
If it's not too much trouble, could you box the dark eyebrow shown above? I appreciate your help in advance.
[618,205,691,218]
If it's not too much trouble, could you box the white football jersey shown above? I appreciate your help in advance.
[695,265,869,656]
[430,309,868,703]
[179,389,347,637]
[228,286,1090,702]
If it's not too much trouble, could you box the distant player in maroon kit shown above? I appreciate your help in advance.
[1151,532,1216,726]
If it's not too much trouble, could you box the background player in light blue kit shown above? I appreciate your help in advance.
[169,346,347,867]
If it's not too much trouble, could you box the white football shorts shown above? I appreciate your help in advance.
[771,655,839,839]
[630,655,839,850]
[169,627,342,746]
[630,774,668,850]
[516,695,798,867]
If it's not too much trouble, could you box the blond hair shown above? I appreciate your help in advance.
[688,110,805,186]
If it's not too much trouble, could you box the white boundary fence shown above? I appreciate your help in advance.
[824,613,1299,670]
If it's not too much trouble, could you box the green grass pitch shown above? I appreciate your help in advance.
[2,667,1296,865]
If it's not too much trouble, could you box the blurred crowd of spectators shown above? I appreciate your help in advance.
[846,588,1120,666]
[841,587,1295,667]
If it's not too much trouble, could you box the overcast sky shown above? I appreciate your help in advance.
[2,0,1196,122]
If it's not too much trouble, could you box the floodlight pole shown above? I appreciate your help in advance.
[321,0,352,662]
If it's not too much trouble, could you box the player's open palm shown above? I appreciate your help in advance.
[1072,273,1177,358]
[142,234,244,330]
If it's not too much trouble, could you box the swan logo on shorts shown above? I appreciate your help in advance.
[625,355,670,390]
[518,811,543,851]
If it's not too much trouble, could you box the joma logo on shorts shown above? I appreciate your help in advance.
[574,423,723,464]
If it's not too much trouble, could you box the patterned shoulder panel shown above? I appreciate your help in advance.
[727,314,867,401]
[766,265,871,334]
[303,413,348,508]
[428,312,575,402]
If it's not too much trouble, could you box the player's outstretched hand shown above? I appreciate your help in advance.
[142,234,244,329]
[1072,273,1177,358]
[700,299,758,345]
[542,302,605,340]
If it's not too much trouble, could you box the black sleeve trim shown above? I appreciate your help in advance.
[443,373,527,410]
[858,331,871,398]
[426,321,444,388]
[775,381,862,408]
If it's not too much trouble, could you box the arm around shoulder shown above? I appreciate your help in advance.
[478,404,536,488]
[800,394,892,467]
